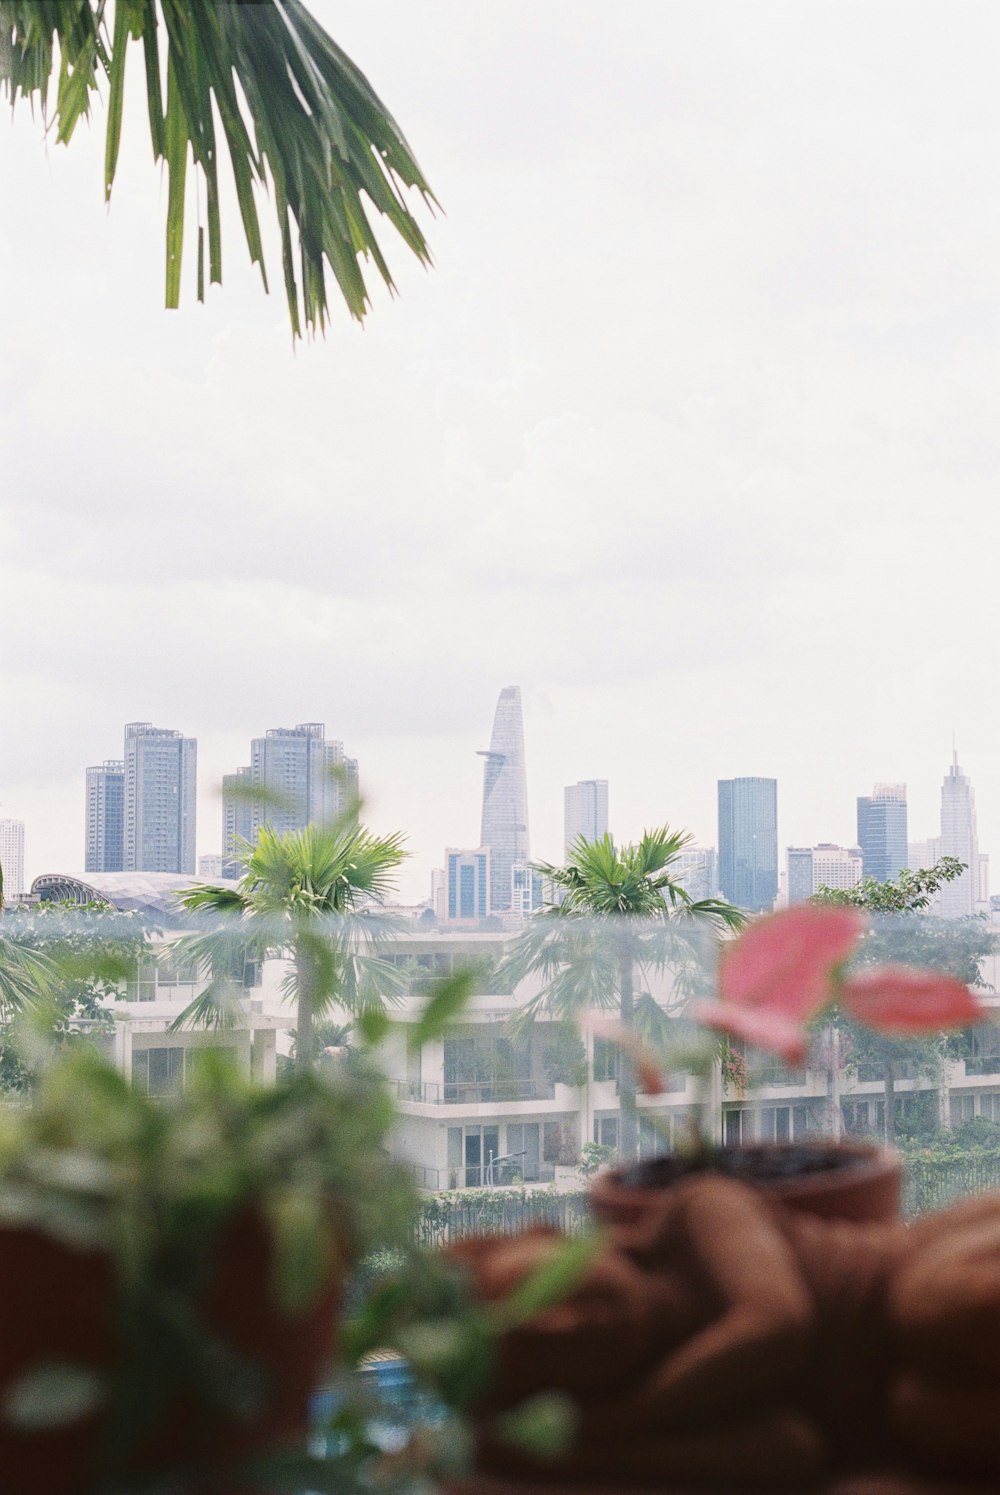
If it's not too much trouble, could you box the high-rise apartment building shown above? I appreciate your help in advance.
[939,751,980,918]
[672,848,719,904]
[445,848,490,924]
[717,777,778,912]
[0,819,25,902]
[85,761,125,872]
[124,722,197,874]
[223,724,359,872]
[786,843,862,904]
[563,779,609,859]
[478,687,529,914]
[222,766,255,876]
[857,784,908,883]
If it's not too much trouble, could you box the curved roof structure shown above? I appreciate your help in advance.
[30,871,240,927]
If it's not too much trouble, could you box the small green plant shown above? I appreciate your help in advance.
[577,1142,616,1179]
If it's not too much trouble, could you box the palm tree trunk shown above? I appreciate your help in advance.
[295,943,315,1074]
[618,951,639,1162]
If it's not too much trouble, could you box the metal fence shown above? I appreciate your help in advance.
[412,1188,592,1248]
[903,1149,1000,1217]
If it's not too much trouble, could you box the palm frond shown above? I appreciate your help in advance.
[0,937,56,1018]
[168,978,245,1033]
[0,0,436,336]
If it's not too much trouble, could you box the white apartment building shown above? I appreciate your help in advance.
[22,886,1000,1187]
[0,819,25,902]
[373,931,1000,1190]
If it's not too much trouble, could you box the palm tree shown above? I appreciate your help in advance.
[502,828,745,1161]
[1,1,435,335]
[0,865,56,1020]
[172,820,407,1071]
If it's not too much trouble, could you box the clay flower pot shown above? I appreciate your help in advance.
[590,1140,903,1228]
[0,1212,342,1495]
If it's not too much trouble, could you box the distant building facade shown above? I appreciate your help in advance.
[671,848,719,904]
[717,778,778,912]
[786,843,862,904]
[857,784,908,883]
[223,724,358,873]
[124,723,197,874]
[445,849,491,924]
[510,860,544,920]
[939,752,980,918]
[0,819,25,902]
[198,854,225,881]
[479,687,529,913]
[85,761,125,873]
[563,780,609,860]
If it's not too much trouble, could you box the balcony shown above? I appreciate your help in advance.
[409,1161,557,1189]
[394,1078,556,1105]
[962,1055,1000,1078]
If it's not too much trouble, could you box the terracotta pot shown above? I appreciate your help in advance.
[0,1225,115,1495]
[0,1211,342,1495]
[126,1207,343,1494]
[590,1141,902,1228]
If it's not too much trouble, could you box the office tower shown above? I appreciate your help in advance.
[909,837,942,872]
[124,722,197,874]
[856,783,908,883]
[563,779,609,859]
[786,844,863,905]
[672,848,719,904]
[430,868,446,921]
[85,761,125,873]
[939,749,980,918]
[478,687,529,914]
[717,777,778,912]
[0,819,25,902]
[445,848,490,924]
[786,848,815,906]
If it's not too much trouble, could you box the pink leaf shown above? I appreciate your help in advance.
[843,966,983,1034]
[719,904,865,1022]
[694,1000,809,1066]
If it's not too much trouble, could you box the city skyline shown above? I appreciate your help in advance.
[5,706,998,911]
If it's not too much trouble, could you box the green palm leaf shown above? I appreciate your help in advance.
[0,0,436,336]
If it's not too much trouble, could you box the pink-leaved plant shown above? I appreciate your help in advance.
[695,903,983,1066]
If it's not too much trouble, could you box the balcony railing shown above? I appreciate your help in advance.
[963,1055,1000,1078]
[410,1161,557,1190]
[394,1078,556,1105]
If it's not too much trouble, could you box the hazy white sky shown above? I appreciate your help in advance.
[2,1,1000,901]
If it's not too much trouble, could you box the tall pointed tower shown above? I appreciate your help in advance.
[478,686,529,913]
[939,746,980,918]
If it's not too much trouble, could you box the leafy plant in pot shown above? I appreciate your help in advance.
[590,903,983,1226]
[0,1044,412,1494]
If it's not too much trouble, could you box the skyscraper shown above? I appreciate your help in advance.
[786,844,862,904]
[223,724,359,872]
[222,766,255,876]
[0,819,25,902]
[856,783,908,883]
[445,848,490,924]
[85,761,125,873]
[939,750,980,918]
[717,777,778,912]
[563,779,609,859]
[478,687,529,914]
[124,723,197,874]
[672,848,719,904]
